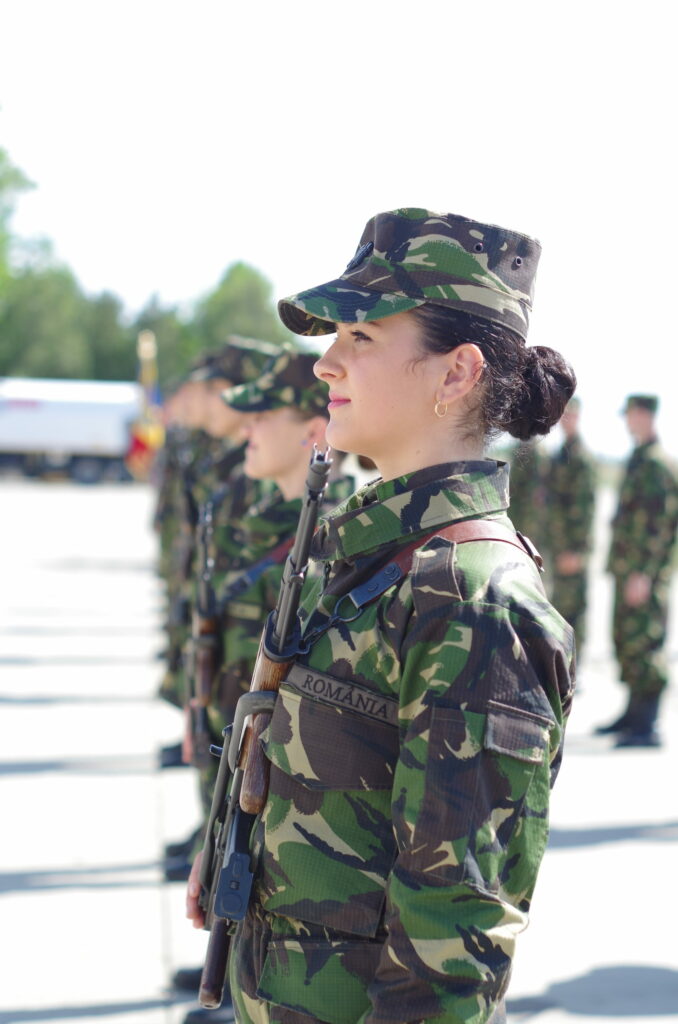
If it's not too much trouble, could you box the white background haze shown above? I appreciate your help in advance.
[1,0,676,458]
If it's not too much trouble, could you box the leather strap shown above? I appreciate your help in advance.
[300,519,543,649]
[219,536,296,608]
[341,518,543,617]
[390,519,543,576]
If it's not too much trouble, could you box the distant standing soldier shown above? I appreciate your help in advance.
[544,397,596,655]
[596,395,678,746]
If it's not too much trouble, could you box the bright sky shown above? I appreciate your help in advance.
[1,0,676,458]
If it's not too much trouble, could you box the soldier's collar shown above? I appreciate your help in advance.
[312,460,509,561]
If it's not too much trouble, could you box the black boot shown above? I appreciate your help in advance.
[594,693,640,735]
[165,826,202,860]
[158,741,187,769]
[615,694,662,748]
[164,855,192,882]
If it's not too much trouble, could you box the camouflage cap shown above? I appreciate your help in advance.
[278,208,541,341]
[224,347,329,417]
[188,335,279,385]
[623,394,659,414]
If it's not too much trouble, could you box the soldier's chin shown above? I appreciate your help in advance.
[326,419,355,453]
[243,452,264,481]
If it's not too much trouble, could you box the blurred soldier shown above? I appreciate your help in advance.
[507,437,547,556]
[154,374,211,712]
[173,350,355,1014]
[157,339,278,765]
[596,395,678,747]
[543,397,596,655]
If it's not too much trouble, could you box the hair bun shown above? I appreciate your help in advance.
[504,345,576,440]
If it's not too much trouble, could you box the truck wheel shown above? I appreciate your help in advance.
[70,457,104,484]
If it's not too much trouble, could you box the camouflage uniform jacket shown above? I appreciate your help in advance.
[544,434,596,556]
[153,425,199,581]
[170,442,257,707]
[209,474,355,732]
[239,461,574,1024]
[606,438,678,582]
[204,466,269,596]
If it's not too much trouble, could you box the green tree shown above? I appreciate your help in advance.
[0,265,91,378]
[86,291,137,381]
[0,147,33,285]
[0,143,296,385]
[134,297,199,390]
[192,261,294,353]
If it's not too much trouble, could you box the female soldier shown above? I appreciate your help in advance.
[187,209,576,1024]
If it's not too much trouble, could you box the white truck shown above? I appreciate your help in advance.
[0,377,144,482]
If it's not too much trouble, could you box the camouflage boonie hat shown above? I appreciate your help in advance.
[623,394,659,414]
[224,348,328,417]
[189,336,279,385]
[278,207,541,341]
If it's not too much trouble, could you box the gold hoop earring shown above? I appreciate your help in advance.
[434,400,448,419]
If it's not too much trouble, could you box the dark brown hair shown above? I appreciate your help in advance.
[411,305,576,442]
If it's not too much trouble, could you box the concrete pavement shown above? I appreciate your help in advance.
[1,479,677,1023]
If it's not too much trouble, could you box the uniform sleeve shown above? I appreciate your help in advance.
[566,454,596,554]
[360,548,573,1024]
[546,448,596,556]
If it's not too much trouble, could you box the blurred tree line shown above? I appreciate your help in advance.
[0,146,293,390]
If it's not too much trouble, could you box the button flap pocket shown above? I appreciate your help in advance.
[485,701,552,764]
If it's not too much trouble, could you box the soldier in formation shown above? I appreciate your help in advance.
[186,208,577,1024]
[596,394,678,747]
[153,369,212,717]
[153,340,278,773]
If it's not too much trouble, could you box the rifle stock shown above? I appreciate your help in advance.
[199,917,232,1008]
[237,629,296,814]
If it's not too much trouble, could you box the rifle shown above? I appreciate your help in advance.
[197,447,332,1009]
[168,446,200,632]
[189,490,225,769]
[175,440,200,583]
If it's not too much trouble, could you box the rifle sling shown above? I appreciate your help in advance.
[300,519,542,650]
[219,536,296,609]
[399,519,542,572]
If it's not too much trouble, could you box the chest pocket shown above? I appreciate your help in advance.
[264,669,399,788]
[257,676,399,938]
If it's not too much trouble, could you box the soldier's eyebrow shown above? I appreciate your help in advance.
[335,320,382,331]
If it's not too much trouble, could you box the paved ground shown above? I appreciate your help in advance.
[1,480,677,1024]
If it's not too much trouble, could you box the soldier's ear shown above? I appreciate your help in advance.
[305,416,330,450]
[437,344,485,406]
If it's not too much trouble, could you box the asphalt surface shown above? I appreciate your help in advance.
[1,479,677,1024]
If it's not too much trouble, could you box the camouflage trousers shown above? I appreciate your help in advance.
[550,570,588,654]
[612,576,670,696]
[229,902,508,1024]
